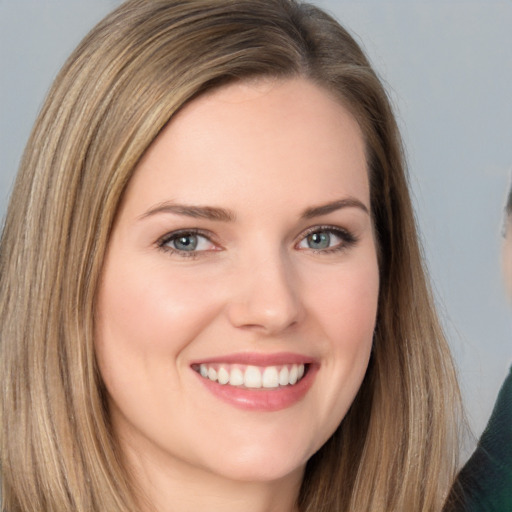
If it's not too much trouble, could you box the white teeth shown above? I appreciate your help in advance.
[289,364,298,385]
[244,366,262,388]
[196,363,306,389]
[262,366,279,388]
[278,366,289,386]
[229,367,244,386]
[217,366,230,385]
[207,367,217,381]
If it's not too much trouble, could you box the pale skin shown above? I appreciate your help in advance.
[95,78,380,512]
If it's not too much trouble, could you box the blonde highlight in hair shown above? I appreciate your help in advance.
[1,1,461,510]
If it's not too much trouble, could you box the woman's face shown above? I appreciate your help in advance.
[95,78,380,486]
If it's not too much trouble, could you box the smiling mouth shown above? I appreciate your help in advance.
[192,363,308,389]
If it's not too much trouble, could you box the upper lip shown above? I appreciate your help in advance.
[190,352,317,367]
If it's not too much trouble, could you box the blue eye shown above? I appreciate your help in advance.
[173,234,199,251]
[158,230,216,256]
[306,231,331,250]
[297,227,356,252]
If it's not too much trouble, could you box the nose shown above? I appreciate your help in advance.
[225,250,304,335]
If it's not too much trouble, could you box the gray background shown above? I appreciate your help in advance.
[1,1,511,454]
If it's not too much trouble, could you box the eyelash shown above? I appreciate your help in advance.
[156,228,218,259]
[297,225,358,254]
[156,225,358,258]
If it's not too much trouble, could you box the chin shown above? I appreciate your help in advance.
[209,454,307,484]
[196,429,325,484]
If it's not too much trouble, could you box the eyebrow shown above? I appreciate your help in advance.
[139,197,369,222]
[139,202,236,222]
[301,198,369,219]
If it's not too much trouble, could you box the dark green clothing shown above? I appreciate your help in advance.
[445,367,512,511]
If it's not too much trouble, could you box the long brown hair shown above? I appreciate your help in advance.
[0,1,460,510]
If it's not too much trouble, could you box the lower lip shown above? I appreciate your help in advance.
[194,366,318,412]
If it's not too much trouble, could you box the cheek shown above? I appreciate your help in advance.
[298,257,379,446]
[93,259,229,403]
[307,258,379,347]
[93,259,229,433]
[304,253,379,382]
[95,261,222,357]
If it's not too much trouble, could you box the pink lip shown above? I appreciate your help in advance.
[191,352,318,412]
[190,351,316,367]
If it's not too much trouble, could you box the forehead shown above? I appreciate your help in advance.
[123,78,369,216]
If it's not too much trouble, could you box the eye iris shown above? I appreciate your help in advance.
[307,231,330,249]
[174,234,198,251]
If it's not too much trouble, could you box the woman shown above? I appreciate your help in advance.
[445,186,512,511]
[504,186,512,297]
[0,1,461,511]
